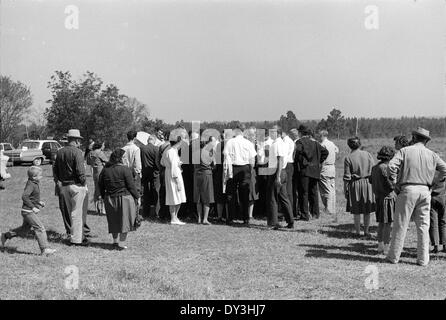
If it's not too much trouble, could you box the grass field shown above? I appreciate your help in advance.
[1,138,446,300]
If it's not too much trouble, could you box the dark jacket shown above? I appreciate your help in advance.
[294,137,329,179]
[140,143,160,182]
[369,162,396,199]
[431,171,446,203]
[53,145,86,186]
[22,179,42,210]
[98,164,139,199]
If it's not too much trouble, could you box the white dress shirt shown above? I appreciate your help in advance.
[257,136,273,165]
[265,137,287,175]
[122,141,142,175]
[282,135,295,164]
[223,135,257,166]
[320,138,338,178]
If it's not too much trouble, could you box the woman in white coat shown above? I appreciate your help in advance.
[161,137,187,225]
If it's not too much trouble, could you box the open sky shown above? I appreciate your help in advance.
[1,0,445,123]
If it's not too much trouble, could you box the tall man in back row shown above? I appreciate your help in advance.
[294,125,328,221]
[318,130,339,215]
[386,127,446,266]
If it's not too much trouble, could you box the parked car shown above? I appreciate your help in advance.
[3,140,62,166]
[0,143,14,166]
[0,143,14,152]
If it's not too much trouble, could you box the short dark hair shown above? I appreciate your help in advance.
[127,130,137,141]
[347,136,361,150]
[92,142,103,150]
[412,134,429,145]
[393,135,409,149]
[298,125,311,136]
[377,146,395,162]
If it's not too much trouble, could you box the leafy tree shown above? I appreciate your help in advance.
[45,71,144,148]
[279,110,299,132]
[0,76,33,142]
[326,108,345,139]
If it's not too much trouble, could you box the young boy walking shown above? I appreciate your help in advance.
[1,166,56,255]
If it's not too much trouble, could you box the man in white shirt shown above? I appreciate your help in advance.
[223,124,257,225]
[122,130,142,200]
[265,125,294,229]
[318,130,339,215]
[282,131,296,218]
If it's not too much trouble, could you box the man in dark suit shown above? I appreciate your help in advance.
[140,134,161,219]
[294,125,328,221]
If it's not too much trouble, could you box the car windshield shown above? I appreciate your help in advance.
[21,142,40,149]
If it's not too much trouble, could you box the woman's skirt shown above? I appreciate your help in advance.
[104,194,137,234]
[194,172,215,204]
[249,166,259,202]
[346,178,375,215]
[375,195,395,223]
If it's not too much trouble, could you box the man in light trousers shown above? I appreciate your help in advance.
[386,127,446,266]
[318,130,338,215]
[53,129,89,246]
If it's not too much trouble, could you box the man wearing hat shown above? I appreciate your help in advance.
[387,127,446,266]
[53,129,90,246]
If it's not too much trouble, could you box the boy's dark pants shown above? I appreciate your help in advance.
[4,211,49,252]
[429,198,446,246]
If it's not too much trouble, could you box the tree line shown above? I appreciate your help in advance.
[1,72,445,149]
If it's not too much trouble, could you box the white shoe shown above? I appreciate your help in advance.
[170,220,186,225]
[377,242,384,253]
[1,233,6,247]
[42,248,56,255]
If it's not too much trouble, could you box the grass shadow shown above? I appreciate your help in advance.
[319,223,378,240]
[299,243,419,265]
[87,210,106,217]
[0,246,37,255]
[86,242,119,250]
[7,229,67,244]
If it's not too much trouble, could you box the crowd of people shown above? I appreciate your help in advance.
[1,125,446,267]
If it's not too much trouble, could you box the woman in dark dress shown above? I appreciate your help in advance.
[194,137,216,224]
[343,137,376,236]
[369,146,396,254]
[98,148,140,250]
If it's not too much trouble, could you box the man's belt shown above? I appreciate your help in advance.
[61,181,76,186]
[400,183,431,188]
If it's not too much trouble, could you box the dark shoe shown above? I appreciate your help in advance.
[299,217,310,221]
[226,220,234,226]
[69,239,90,247]
[113,243,127,251]
[442,246,446,253]
[431,246,439,254]
[286,223,294,229]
